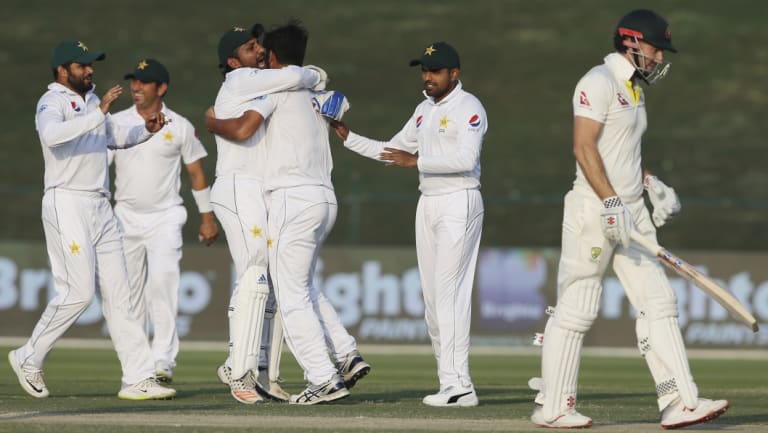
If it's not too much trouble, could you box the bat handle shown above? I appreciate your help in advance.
[630,230,663,255]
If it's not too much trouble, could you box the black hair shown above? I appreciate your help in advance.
[263,19,308,66]
[52,61,72,79]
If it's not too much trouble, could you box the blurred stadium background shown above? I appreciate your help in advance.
[1,0,767,349]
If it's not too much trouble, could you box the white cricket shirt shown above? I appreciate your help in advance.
[213,66,320,180]
[35,82,152,195]
[110,103,208,213]
[572,52,648,202]
[248,89,333,191]
[344,81,487,196]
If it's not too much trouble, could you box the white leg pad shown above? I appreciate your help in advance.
[646,298,698,410]
[540,279,601,422]
[230,265,269,380]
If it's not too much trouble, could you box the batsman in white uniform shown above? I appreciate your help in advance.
[8,40,175,400]
[207,24,327,404]
[207,21,370,405]
[331,42,486,408]
[109,58,219,384]
[530,10,729,429]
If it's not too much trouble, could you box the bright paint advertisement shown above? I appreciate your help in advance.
[0,242,765,347]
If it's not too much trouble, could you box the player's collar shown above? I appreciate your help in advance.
[604,53,636,82]
[422,79,463,105]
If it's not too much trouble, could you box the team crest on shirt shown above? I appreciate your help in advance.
[69,241,81,255]
[70,101,81,112]
[469,114,482,128]
[416,115,423,128]
[163,131,174,141]
[616,93,629,106]
[579,91,590,107]
[590,247,602,261]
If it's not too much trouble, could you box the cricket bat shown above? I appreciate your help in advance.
[631,231,759,332]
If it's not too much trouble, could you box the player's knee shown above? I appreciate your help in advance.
[552,279,602,333]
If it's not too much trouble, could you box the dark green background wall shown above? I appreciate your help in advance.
[2,0,766,249]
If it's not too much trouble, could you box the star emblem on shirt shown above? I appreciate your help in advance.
[424,45,436,56]
[77,41,88,51]
[69,241,81,255]
[439,115,449,128]
[163,131,174,141]
[250,225,263,238]
[138,60,149,70]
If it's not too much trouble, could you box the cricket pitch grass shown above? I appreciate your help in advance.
[1,343,767,433]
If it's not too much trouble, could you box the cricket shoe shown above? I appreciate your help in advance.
[530,403,593,428]
[217,365,263,404]
[255,368,290,402]
[289,373,349,405]
[155,362,173,384]
[8,350,49,398]
[660,397,729,429]
[118,378,176,400]
[422,384,479,407]
[336,349,371,389]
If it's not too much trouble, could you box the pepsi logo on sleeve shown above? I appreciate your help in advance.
[416,115,423,128]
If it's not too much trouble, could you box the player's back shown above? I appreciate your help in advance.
[261,89,333,192]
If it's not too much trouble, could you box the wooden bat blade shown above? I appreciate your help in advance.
[630,231,759,333]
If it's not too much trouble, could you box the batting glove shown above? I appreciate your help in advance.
[644,175,681,227]
[304,65,328,91]
[600,196,632,248]
[311,90,350,121]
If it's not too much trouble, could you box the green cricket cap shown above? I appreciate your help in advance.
[409,41,460,70]
[50,40,105,69]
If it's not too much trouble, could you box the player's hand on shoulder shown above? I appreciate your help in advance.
[312,90,350,121]
[644,175,681,227]
[304,64,328,91]
[600,195,632,248]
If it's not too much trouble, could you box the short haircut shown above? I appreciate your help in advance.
[263,19,308,66]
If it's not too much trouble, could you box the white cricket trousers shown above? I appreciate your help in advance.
[114,203,186,368]
[269,185,357,385]
[16,189,155,385]
[416,188,484,389]
[211,175,271,365]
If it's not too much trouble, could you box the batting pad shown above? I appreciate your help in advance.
[540,279,601,421]
[648,313,699,410]
[230,265,270,380]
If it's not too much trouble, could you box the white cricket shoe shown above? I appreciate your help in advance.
[217,365,263,404]
[118,378,176,400]
[8,350,49,398]
[255,368,290,402]
[530,403,593,428]
[422,384,479,407]
[289,373,349,405]
[155,362,173,384]
[660,397,729,429]
[336,349,371,389]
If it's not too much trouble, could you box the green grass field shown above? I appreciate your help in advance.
[1,344,766,432]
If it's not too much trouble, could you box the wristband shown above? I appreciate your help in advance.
[191,187,213,213]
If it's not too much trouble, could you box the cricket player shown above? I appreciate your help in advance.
[206,21,370,405]
[208,24,330,404]
[529,10,728,429]
[330,41,486,407]
[8,40,175,400]
[109,58,219,384]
